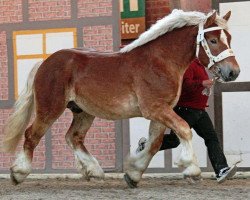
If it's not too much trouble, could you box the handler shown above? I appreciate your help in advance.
[136,58,237,183]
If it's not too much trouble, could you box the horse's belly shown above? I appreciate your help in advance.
[75,95,142,120]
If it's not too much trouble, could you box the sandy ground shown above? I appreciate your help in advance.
[0,176,249,200]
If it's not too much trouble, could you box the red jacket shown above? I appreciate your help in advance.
[177,59,209,110]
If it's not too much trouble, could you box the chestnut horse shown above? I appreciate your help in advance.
[2,10,240,188]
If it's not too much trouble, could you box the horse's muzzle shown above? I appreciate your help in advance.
[215,63,240,82]
[226,68,240,81]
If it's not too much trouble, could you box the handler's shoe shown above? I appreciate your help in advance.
[136,137,147,154]
[216,165,237,183]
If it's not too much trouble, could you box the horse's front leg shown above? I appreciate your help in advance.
[124,120,165,188]
[149,106,201,177]
[124,105,201,188]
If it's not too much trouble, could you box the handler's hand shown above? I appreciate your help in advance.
[202,79,214,88]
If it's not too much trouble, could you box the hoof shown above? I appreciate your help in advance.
[84,173,105,182]
[124,173,138,188]
[10,167,30,185]
[89,177,104,183]
[83,169,105,181]
[10,171,20,185]
[183,163,201,177]
[184,174,203,184]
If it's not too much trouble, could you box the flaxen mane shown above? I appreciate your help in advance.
[120,9,228,53]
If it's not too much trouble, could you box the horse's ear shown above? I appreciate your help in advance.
[223,11,231,21]
[204,11,217,28]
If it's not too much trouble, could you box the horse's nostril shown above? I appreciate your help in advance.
[229,70,235,78]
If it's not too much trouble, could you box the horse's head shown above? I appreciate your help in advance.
[197,11,240,82]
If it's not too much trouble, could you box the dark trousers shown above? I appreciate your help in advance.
[160,106,228,175]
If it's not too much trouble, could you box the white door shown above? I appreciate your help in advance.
[220,1,250,167]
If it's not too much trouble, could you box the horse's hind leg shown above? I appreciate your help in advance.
[65,111,104,180]
[10,117,55,185]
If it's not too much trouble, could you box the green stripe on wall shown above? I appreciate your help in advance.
[121,0,145,19]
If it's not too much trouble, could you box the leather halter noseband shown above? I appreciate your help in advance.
[196,22,235,69]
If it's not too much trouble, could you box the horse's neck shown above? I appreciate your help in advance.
[149,26,197,73]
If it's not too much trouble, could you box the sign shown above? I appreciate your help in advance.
[120,0,145,39]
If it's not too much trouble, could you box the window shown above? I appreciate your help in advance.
[13,28,77,98]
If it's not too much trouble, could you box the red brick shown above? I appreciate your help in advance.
[83,25,113,52]
[145,0,170,28]
[28,0,71,21]
[94,133,108,138]
[0,31,8,100]
[180,0,211,12]
[0,0,22,24]
[78,0,112,18]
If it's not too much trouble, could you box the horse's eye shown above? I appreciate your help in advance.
[210,39,217,44]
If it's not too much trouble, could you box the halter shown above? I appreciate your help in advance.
[196,22,235,69]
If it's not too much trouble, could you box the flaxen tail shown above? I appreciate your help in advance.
[2,61,42,153]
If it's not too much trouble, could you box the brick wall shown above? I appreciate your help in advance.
[146,0,170,28]
[78,0,112,18]
[0,31,8,100]
[180,0,211,12]
[0,0,22,24]
[83,25,113,52]
[86,118,116,168]
[28,0,71,21]
[0,109,13,169]
[144,0,211,29]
